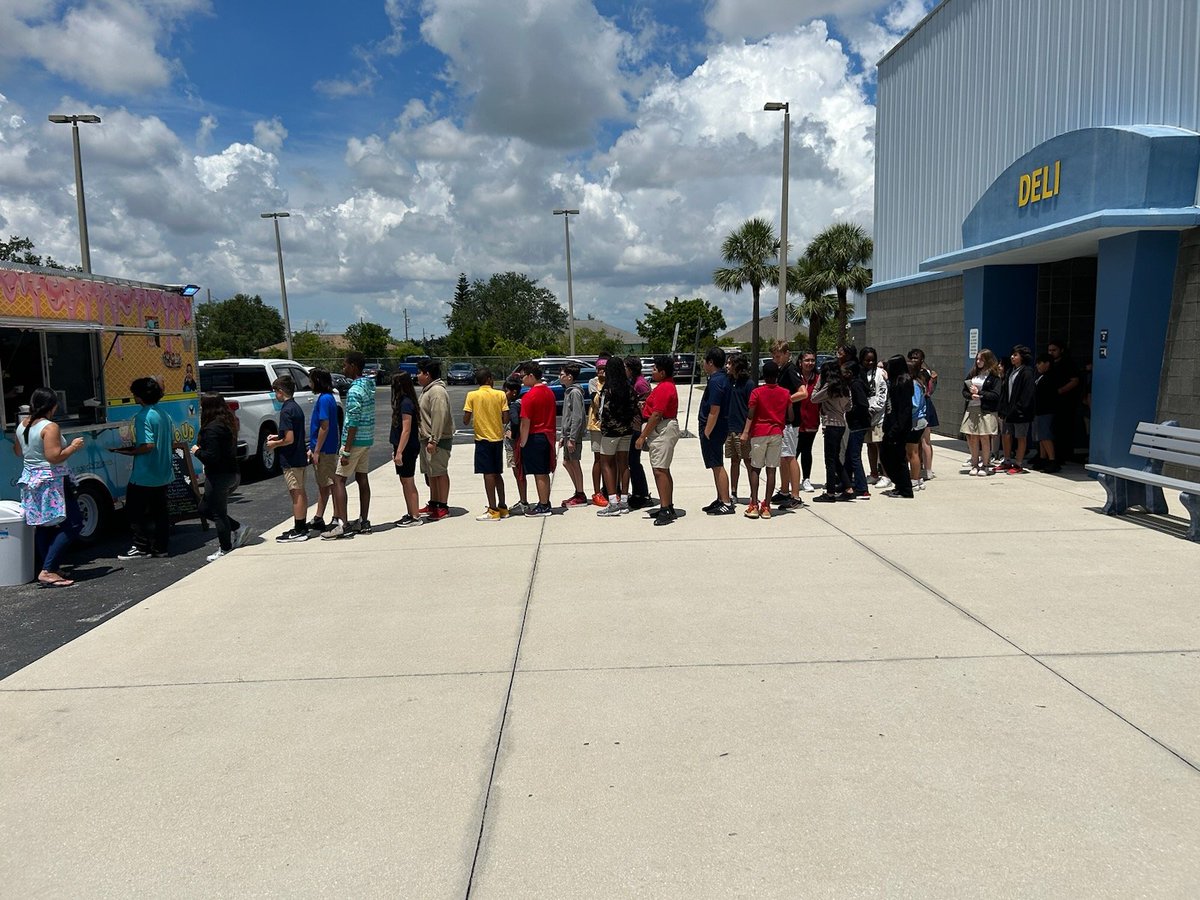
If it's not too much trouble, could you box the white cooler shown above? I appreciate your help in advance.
[0,500,34,586]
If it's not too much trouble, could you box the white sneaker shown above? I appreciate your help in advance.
[233,526,254,548]
[914,478,925,491]
[801,478,815,493]
[875,476,893,490]
[475,508,497,521]
[206,549,227,562]
[967,466,978,476]
[925,470,936,480]
[867,475,879,485]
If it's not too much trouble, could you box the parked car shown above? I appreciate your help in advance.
[199,359,344,475]
[447,362,476,385]
[331,372,351,399]
[509,357,594,383]
[520,376,593,416]
[362,362,391,385]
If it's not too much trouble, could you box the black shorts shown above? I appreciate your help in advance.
[474,440,504,475]
[906,427,927,444]
[700,430,727,468]
[393,441,419,478]
[522,432,552,475]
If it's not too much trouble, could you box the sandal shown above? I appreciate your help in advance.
[37,575,75,588]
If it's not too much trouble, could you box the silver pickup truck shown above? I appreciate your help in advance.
[198,359,344,475]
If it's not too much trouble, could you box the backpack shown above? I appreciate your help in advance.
[912,381,927,427]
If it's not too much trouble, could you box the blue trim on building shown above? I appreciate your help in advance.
[866,270,960,294]
[920,208,1200,272]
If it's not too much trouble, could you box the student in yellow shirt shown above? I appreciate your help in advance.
[462,366,510,521]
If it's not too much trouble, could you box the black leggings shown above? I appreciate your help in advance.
[823,426,850,494]
[881,437,913,497]
[797,430,818,479]
[626,433,649,497]
[199,473,241,552]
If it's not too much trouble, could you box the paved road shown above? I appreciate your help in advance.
[0,386,484,679]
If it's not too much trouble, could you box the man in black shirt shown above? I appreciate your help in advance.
[1047,340,1081,464]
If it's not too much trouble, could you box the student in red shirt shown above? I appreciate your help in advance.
[634,354,681,526]
[739,360,790,520]
[519,361,557,517]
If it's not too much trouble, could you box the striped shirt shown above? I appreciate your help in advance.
[343,375,376,447]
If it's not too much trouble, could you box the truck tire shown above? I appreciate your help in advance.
[74,480,113,541]
[257,426,281,476]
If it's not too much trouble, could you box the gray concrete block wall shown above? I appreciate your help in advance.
[1157,227,1200,481]
[865,276,966,437]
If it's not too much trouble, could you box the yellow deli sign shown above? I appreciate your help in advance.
[1018,160,1061,207]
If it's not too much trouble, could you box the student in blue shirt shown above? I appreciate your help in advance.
[113,377,175,559]
[306,368,341,532]
[698,346,734,515]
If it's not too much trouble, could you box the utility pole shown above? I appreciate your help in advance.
[404,308,411,342]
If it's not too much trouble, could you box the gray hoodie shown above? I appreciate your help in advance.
[561,383,585,443]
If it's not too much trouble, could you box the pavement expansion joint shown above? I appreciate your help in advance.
[816,510,1200,776]
[0,668,512,693]
[514,651,1030,676]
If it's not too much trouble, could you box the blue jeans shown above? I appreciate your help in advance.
[823,426,850,494]
[844,429,868,494]
[36,488,83,574]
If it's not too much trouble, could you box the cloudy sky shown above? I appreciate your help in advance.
[0,0,933,340]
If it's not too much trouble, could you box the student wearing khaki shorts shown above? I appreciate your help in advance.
[635,355,680,526]
[740,360,790,520]
[266,374,310,543]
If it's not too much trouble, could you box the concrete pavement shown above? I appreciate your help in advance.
[3,405,1198,897]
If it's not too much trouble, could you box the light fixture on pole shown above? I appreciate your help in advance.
[260,212,295,360]
[48,114,102,274]
[764,101,790,342]
[553,208,579,355]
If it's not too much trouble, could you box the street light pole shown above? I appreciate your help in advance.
[553,208,579,356]
[261,212,294,360]
[48,114,101,274]
[764,102,790,342]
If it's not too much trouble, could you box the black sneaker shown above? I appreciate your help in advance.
[653,507,674,526]
[812,493,838,503]
[710,502,736,515]
[117,547,153,560]
[395,514,424,528]
[836,492,856,502]
[344,519,363,535]
[784,496,805,509]
[358,519,373,534]
[526,502,552,517]
[307,516,327,532]
[276,528,310,542]
[627,495,652,510]
[770,491,789,504]
[701,499,721,513]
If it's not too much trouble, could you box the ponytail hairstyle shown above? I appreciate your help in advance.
[24,387,58,443]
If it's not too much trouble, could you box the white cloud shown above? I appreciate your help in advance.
[0,0,210,95]
[252,118,288,153]
[843,0,936,70]
[705,0,880,41]
[419,0,630,147]
[196,114,218,148]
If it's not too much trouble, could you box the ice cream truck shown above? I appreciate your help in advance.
[0,263,203,538]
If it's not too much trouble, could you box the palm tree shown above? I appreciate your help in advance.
[803,222,873,345]
[787,255,837,351]
[713,217,779,377]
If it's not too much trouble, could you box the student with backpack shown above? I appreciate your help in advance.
[906,359,929,491]
[843,359,872,499]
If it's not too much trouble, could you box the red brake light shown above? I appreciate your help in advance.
[226,400,240,411]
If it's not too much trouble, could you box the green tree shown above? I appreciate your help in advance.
[196,293,285,357]
[291,330,338,360]
[787,255,838,352]
[0,235,81,271]
[636,296,727,353]
[713,217,779,378]
[345,320,393,358]
[803,222,873,345]
[446,272,567,351]
[573,326,624,356]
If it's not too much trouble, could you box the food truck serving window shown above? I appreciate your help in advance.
[0,327,104,430]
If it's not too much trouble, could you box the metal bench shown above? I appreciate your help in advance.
[1086,421,1200,542]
